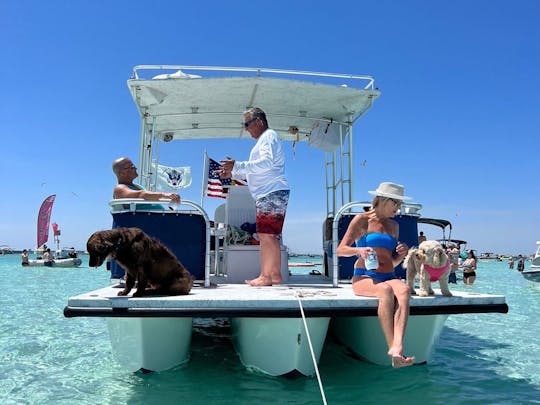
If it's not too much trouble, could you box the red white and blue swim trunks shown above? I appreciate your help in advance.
[255,190,289,235]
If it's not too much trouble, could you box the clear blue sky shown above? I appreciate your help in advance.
[2,1,539,255]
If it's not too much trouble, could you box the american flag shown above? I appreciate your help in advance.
[206,158,246,198]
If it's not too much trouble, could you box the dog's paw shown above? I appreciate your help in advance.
[441,291,453,297]
[117,290,128,296]
[418,290,429,297]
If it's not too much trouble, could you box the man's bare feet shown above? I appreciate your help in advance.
[245,276,273,286]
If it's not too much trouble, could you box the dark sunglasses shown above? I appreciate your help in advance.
[387,197,402,206]
[243,117,258,128]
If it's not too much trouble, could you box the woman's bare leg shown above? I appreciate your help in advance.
[386,279,414,367]
[353,277,415,368]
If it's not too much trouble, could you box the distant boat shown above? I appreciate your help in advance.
[478,252,502,261]
[27,248,82,268]
[531,242,540,269]
[417,217,468,252]
[522,269,540,282]
[0,245,14,255]
[28,195,82,268]
[519,242,540,282]
[288,262,316,267]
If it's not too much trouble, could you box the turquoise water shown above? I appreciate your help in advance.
[1,255,539,404]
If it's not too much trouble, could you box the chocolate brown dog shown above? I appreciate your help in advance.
[87,227,193,297]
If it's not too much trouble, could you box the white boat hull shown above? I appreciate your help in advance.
[231,317,330,376]
[288,262,316,267]
[530,241,540,268]
[65,283,508,375]
[107,317,192,372]
[521,269,540,282]
[27,258,82,267]
[331,314,448,365]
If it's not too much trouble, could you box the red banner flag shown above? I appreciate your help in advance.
[37,195,56,248]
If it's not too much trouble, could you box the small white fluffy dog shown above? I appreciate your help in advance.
[403,240,452,297]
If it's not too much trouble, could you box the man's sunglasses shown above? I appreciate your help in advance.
[243,117,258,128]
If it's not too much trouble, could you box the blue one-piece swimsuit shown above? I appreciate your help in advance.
[354,233,398,281]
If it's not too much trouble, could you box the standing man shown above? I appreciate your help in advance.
[220,107,290,286]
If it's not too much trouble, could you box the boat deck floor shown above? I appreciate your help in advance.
[64,274,508,318]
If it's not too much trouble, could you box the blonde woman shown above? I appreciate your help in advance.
[337,182,414,368]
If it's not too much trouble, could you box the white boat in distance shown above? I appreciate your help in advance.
[530,241,540,268]
[27,248,82,268]
[478,252,502,261]
[0,245,14,254]
[31,196,82,268]
[521,241,540,282]
[64,65,508,376]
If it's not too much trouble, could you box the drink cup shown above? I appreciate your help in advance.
[365,251,379,270]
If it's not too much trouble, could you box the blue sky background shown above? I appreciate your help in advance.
[2,0,539,255]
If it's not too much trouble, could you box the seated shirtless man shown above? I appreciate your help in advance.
[112,157,180,203]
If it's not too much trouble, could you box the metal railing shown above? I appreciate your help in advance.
[131,65,376,90]
[331,201,423,287]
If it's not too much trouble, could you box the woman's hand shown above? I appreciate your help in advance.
[395,242,409,260]
[356,247,374,259]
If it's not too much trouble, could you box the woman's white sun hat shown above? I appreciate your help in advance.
[368,182,412,201]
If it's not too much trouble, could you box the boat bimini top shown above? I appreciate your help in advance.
[127,65,381,217]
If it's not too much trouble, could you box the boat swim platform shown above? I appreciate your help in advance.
[64,278,508,318]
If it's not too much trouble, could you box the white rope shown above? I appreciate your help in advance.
[295,290,327,405]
